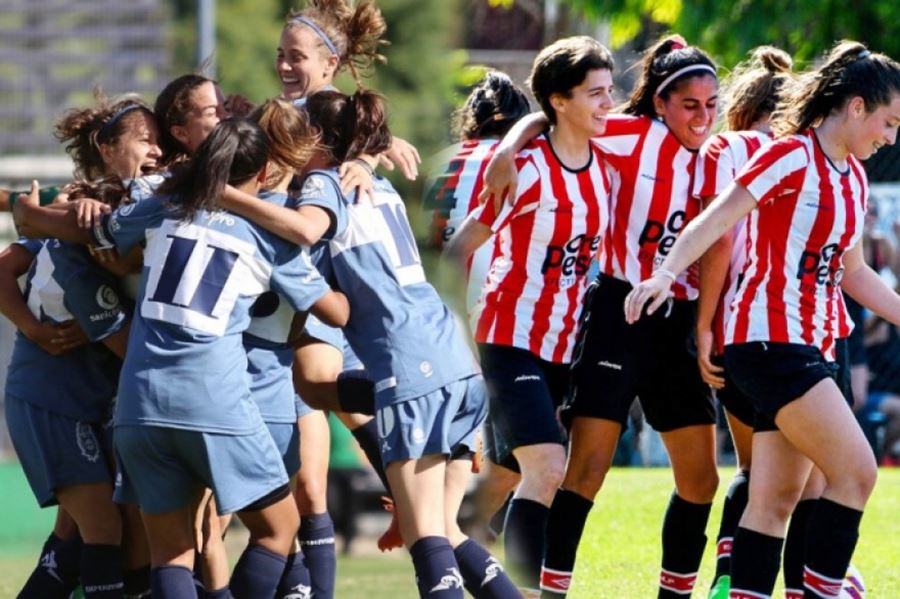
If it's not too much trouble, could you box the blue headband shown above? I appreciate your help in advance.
[293,16,338,57]
[98,104,145,141]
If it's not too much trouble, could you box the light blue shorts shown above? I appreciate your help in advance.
[376,375,487,464]
[5,397,113,507]
[114,423,288,515]
[266,421,300,476]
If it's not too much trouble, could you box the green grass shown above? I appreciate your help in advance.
[2,467,898,598]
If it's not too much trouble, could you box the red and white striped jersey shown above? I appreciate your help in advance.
[426,139,499,319]
[593,114,701,299]
[725,130,868,360]
[473,133,610,363]
[694,130,770,354]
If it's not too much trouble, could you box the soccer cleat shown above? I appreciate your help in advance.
[707,575,730,599]
[377,497,404,552]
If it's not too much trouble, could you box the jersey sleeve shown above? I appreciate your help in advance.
[60,266,129,342]
[295,172,349,241]
[694,134,735,199]
[13,237,43,256]
[91,196,167,254]
[270,247,331,313]
[590,114,645,158]
[475,156,541,233]
[735,138,809,205]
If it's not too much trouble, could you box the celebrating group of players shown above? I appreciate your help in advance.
[2,0,899,598]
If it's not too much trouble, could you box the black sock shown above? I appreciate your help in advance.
[18,533,81,598]
[658,493,711,598]
[351,419,390,492]
[81,544,124,598]
[539,489,593,597]
[200,587,232,599]
[803,498,863,598]
[729,527,783,596]
[230,544,286,599]
[409,536,463,598]
[276,550,311,599]
[713,470,749,582]
[300,513,336,599]
[123,565,151,599]
[783,498,817,597]
[151,565,197,598]
[337,371,375,416]
[453,539,519,598]
[503,498,549,590]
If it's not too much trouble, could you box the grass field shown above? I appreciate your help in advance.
[1,467,898,598]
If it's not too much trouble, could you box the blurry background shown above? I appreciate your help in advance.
[1,1,900,594]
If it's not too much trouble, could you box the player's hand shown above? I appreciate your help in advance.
[338,159,375,199]
[12,180,41,233]
[379,136,421,180]
[478,149,517,213]
[71,198,110,229]
[25,319,88,356]
[623,274,674,324]
[696,329,725,389]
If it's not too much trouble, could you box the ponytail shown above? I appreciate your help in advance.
[770,41,900,137]
[722,45,795,131]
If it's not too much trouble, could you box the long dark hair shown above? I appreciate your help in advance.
[722,46,794,131]
[771,40,900,137]
[158,119,269,222]
[454,71,530,141]
[154,73,217,165]
[304,89,392,164]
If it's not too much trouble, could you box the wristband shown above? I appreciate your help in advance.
[353,158,375,176]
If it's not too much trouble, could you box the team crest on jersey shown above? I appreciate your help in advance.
[117,202,137,217]
[75,422,100,462]
[301,176,327,199]
[95,285,120,310]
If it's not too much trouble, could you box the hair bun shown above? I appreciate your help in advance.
[750,46,793,74]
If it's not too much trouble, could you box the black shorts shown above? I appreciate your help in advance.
[709,355,756,427]
[834,337,853,405]
[844,296,868,367]
[478,343,569,466]
[724,341,844,432]
[566,275,715,432]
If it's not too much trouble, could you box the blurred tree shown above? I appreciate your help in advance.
[559,0,899,66]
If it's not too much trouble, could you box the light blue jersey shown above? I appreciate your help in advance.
[91,194,331,434]
[298,170,479,405]
[244,191,302,423]
[5,239,128,421]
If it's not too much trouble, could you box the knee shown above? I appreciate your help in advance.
[562,454,612,499]
[79,508,123,545]
[677,470,719,504]
[518,454,565,501]
[753,485,803,525]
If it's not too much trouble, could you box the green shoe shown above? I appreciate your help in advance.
[708,575,730,599]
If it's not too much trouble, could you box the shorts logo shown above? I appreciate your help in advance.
[412,428,426,444]
[429,567,464,593]
[419,361,434,378]
[377,406,396,455]
[95,285,120,310]
[597,360,622,370]
[514,374,541,383]
[76,422,100,463]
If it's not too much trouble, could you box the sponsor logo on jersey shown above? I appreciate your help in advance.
[541,233,601,285]
[638,210,688,264]
[206,211,236,227]
[796,243,844,289]
[76,422,101,463]
[118,202,137,217]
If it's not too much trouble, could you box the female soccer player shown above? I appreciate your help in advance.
[15,118,350,599]
[297,88,519,599]
[624,41,900,598]
[484,35,720,597]
[445,37,614,593]
[691,46,795,598]
[2,177,133,599]
[426,69,531,546]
